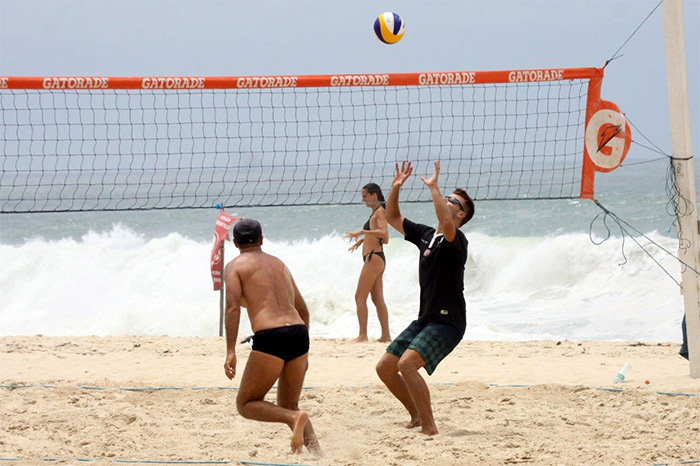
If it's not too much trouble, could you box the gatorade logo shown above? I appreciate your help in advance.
[141,77,205,89]
[330,74,389,86]
[418,72,476,85]
[42,77,108,89]
[508,69,565,83]
[236,76,298,89]
[584,103,631,172]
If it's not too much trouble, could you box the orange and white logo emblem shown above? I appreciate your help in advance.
[584,101,631,172]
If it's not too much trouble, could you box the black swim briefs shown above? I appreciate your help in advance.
[252,324,309,362]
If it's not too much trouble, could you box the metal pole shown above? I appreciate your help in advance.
[663,0,699,377]
[219,241,225,338]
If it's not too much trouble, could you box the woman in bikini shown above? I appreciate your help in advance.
[345,183,391,342]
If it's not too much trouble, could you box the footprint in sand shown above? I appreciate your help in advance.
[446,429,482,437]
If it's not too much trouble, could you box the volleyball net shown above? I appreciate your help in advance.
[0,68,630,213]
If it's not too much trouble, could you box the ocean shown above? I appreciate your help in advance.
[0,158,692,342]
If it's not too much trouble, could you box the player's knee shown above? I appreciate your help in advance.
[376,356,396,378]
[236,393,249,416]
[375,360,384,376]
[397,355,420,374]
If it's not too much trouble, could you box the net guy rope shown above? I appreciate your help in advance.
[0,67,629,213]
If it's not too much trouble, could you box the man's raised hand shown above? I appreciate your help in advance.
[392,160,413,189]
[420,161,441,189]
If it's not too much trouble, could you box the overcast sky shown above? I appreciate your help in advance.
[1,0,698,162]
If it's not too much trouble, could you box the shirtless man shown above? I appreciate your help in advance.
[223,218,320,454]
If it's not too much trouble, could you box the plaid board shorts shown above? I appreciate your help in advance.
[386,320,464,375]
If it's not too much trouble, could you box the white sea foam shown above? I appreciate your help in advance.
[0,224,685,342]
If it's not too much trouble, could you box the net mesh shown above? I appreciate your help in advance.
[0,79,589,213]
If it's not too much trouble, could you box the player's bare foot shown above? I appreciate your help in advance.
[352,335,368,342]
[421,425,438,436]
[305,435,322,457]
[377,335,392,343]
[405,416,421,428]
[290,411,308,453]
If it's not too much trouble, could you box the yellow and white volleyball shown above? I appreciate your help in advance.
[374,12,405,44]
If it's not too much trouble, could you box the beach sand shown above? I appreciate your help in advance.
[1,336,698,465]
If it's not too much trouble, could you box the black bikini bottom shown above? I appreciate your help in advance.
[362,250,386,264]
[252,324,309,362]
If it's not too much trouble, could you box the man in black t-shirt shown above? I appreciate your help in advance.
[376,160,475,436]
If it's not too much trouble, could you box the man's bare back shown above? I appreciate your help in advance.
[229,250,307,332]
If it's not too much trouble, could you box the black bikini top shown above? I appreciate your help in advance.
[363,208,384,246]
[363,208,376,230]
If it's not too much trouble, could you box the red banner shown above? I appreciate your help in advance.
[211,211,241,291]
[0,68,603,90]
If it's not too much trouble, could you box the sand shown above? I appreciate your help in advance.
[1,336,698,465]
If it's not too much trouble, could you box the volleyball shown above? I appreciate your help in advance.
[374,12,405,44]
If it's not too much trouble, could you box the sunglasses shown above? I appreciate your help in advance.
[445,196,466,213]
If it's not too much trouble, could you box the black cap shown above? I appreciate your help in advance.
[233,219,262,244]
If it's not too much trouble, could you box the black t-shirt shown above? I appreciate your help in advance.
[403,218,467,333]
